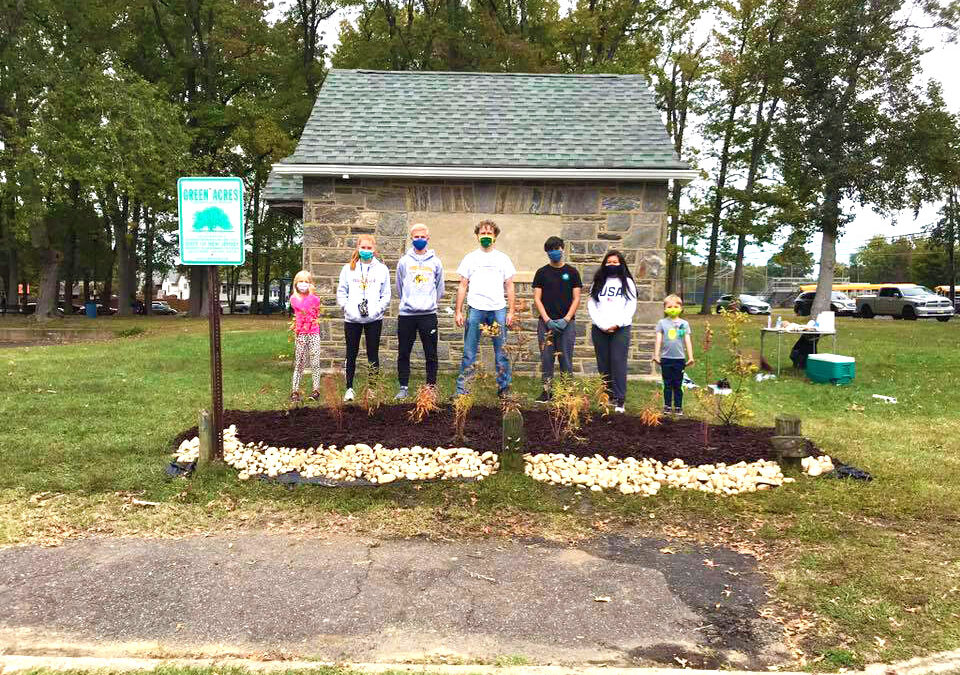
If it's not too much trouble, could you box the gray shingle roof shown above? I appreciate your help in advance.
[281,70,687,170]
[263,171,302,201]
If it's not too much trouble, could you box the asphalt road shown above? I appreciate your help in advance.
[0,533,788,667]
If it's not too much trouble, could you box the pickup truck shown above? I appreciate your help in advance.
[856,285,955,321]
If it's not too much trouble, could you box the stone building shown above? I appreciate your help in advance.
[265,69,696,378]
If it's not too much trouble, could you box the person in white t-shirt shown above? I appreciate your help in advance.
[454,220,516,396]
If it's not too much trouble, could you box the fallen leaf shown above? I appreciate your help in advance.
[659,547,676,554]
[703,559,718,567]
[874,636,887,648]
[594,596,612,602]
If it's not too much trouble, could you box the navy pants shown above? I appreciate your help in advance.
[660,357,685,408]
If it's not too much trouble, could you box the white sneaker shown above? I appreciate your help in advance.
[343,388,355,402]
[395,386,409,400]
[615,405,625,414]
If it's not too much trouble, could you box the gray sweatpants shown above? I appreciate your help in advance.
[538,318,577,386]
[591,324,631,406]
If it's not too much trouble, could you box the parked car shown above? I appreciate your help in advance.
[219,300,250,314]
[150,301,178,315]
[716,294,771,315]
[855,285,954,321]
[794,291,857,316]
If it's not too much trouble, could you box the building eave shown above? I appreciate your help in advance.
[272,163,699,183]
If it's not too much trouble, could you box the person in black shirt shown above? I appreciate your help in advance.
[532,236,583,402]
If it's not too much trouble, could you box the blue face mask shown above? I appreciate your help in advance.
[412,238,428,251]
[358,250,374,262]
[547,250,564,263]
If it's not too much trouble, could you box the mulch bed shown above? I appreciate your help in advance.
[520,410,815,466]
[172,404,819,467]
[172,404,505,452]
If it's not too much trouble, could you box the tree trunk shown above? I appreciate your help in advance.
[34,248,62,322]
[949,189,956,304]
[201,266,214,316]
[62,180,82,314]
[731,233,748,297]
[700,101,740,314]
[83,277,91,303]
[143,210,154,315]
[189,265,206,315]
[811,187,841,316]
[250,169,262,313]
[262,228,272,316]
[666,181,682,294]
[106,187,134,316]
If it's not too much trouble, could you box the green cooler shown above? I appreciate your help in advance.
[805,354,856,385]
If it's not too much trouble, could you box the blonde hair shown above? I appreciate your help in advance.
[350,234,378,270]
[292,270,314,296]
[410,223,429,236]
[663,294,683,306]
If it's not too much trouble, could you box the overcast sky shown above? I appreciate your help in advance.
[272,1,960,272]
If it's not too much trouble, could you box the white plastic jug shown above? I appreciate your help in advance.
[816,311,835,333]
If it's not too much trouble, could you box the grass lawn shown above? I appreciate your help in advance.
[1,312,959,668]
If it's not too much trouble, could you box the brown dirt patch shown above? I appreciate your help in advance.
[173,404,504,451]
[521,410,808,465]
[172,404,816,466]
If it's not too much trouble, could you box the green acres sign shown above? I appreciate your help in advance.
[178,177,245,265]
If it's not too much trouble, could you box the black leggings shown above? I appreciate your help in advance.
[660,357,685,408]
[344,320,383,388]
[397,313,439,386]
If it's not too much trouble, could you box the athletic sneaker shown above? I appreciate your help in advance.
[535,391,551,404]
[615,405,625,414]
[673,407,684,416]
[663,405,672,415]
[308,390,320,401]
[395,386,409,400]
[498,387,511,399]
[343,387,355,402]
[289,391,302,403]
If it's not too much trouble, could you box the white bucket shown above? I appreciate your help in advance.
[816,311,835,333]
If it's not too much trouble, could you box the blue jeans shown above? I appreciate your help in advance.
[456,307,511,394]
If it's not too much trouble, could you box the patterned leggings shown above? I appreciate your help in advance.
[292,333,322,393]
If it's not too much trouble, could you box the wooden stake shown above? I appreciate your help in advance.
[198,409,213,467]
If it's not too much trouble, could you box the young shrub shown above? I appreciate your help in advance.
[581,375,612,417]
[452,392,474,444]
[358,361,387,417]
[407,384,440,424]
[547,373,610,442]
[694,310,757,427]
[637,390,663,427]
[321,373,345,431]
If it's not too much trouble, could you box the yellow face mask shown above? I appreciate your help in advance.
[664,306,683,318]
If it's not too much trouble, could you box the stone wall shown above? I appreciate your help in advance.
[302,177,667,380]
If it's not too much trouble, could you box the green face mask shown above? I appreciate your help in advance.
[358,250,374,262]
[479,235,495,248]
[665,306,683,318]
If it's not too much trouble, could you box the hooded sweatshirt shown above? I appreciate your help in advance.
[337,258,391,324]
[290,292,321,335]
[396,248,444,316]
[587,277,638,331]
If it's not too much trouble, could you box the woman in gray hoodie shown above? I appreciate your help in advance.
[394,223,444,399]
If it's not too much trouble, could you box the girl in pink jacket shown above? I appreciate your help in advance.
[290,270,322,402]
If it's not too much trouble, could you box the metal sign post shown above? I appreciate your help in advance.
[178,177,244,462]
[207,265,224,458]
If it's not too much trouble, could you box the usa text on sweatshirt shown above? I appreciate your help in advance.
[587,278,638,331]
